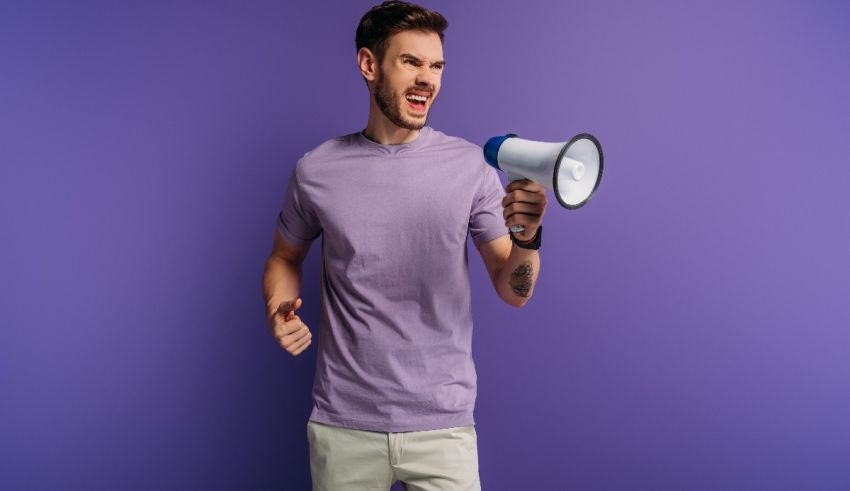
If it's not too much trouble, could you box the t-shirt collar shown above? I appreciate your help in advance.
[356,126,432,155]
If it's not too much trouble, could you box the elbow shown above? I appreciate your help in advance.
[501,292,531,308]
[512,297,530,308]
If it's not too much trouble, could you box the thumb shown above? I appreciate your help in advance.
[277,297,302,320]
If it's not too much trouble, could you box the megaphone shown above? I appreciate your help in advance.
[483,132,604,233]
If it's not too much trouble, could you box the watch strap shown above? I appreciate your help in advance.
[509,225,542,250]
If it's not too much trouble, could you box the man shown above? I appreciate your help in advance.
[262,2,547,489]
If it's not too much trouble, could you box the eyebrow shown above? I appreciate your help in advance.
[399,53,446,66]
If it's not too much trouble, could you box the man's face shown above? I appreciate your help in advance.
[372,30,444,130]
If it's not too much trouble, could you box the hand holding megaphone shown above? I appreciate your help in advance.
[501,178,548,243]
[484,132,604,233]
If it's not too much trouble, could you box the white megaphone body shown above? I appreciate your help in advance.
[483,132,604,233]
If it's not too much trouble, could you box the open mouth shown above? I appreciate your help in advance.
[405,92,430,112]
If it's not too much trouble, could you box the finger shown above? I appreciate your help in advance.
[286,330,313,354]
[275,315,304,337]
[280,325,311,348]
[284,298,302,321]
[291,337,313,356]
[277,297,302,321]
[501,189,547,207]
[505,179,545,194]
[503,202,545,220]
[280,330,313,351]
[277,299,296,317]
[504,179,531,193]
[505,212,542,229]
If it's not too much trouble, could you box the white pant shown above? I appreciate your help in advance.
[307,420,481,490]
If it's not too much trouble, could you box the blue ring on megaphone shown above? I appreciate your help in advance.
[553,132,604,209]
[483,133,518,170]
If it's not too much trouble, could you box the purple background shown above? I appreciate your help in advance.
[2,1,849,489]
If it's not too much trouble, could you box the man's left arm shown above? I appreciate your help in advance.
[477,179,547,308]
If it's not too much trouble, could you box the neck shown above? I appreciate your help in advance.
[362,98,422,145]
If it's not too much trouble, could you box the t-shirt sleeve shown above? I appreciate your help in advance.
[469,161,509,248]
[276,165,322,248]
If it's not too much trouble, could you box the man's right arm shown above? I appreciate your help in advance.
[262,229,309,326]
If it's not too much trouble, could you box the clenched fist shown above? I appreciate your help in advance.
[268,297,313,356]
[502,178,548,242]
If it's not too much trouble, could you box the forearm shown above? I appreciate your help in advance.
[262,256,302,323]
[496,244,540,307]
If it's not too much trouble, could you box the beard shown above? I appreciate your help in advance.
[373,68,430,131]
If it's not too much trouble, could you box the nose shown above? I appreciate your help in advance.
[415,68,438,90]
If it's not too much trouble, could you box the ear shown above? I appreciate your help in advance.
[357,47,378,82]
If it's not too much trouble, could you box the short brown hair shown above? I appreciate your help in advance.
[355,1,448,64]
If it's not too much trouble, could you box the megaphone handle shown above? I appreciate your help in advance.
[505,172,526,233]
[506,171,524,183]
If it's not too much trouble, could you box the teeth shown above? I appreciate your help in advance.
[406,94,428,102]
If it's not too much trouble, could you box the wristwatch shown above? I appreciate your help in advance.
[509,225,542,250]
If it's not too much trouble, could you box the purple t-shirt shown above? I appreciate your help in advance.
[276,126,507,432]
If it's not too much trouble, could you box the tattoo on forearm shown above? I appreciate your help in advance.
[509,262,533,297]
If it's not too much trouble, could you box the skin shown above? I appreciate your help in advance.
[357,29,445,144]
[263,28,548,357]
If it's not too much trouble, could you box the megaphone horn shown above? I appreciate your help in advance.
[483,132,604,233]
